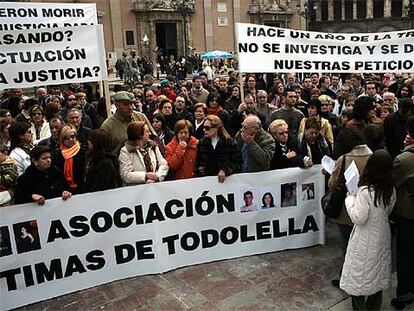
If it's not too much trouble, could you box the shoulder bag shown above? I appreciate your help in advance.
[321,155,347,218]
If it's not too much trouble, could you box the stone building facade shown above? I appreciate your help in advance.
[309,0,414,33]
[27,0,414,62]
[36,0,299,62]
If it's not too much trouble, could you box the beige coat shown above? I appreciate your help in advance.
[119,141,169,186]
[328,145,372,226]
[340,187,396,296]
[392,143,414,219]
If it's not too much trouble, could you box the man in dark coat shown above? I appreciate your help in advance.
[14,146,71,205]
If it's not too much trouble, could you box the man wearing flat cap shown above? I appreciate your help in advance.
[101,91,155,155]
[156,79,176,101]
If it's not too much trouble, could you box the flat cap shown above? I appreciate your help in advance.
[113,91,134,102]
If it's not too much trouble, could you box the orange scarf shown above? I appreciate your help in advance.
[61,141,81,190]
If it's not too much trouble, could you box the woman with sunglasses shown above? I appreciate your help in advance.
[269,119,303,169]
[206,92,228,126]
[53,124,86,194]
[29,105,51,145]
[195,115,241,183]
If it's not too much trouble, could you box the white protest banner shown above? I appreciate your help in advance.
[236,23,414,73]
[0,2,97,30]
[0,166,325,310]
[0,25,108,90]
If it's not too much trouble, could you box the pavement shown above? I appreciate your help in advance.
[17,220,414,311]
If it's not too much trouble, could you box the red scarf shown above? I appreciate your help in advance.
[207,105,223,116]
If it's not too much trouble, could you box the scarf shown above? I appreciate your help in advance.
[137,144,153,172]
[20,143,34,155]
[207,105,223,116]
[61,141,81,189]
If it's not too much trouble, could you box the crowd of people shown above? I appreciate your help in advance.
[1,68,414,310]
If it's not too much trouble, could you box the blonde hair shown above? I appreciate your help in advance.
[59,124,77,143]
[205,115,230,140]
[268,119,288,135]
[318,94,332,104]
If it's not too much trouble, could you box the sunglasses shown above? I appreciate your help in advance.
[278,131,289,135]
[32,112,42,116]
[67,98,76,101]
[204,125,216,131]
[64,134,76,140]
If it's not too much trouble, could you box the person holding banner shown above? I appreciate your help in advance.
[14,145,71,205]
[53,124,86,194]
[119,121,168,185]
[195,115,241,183]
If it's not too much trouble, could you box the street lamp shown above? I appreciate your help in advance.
[172,0,195,57]
[296,0,317,30]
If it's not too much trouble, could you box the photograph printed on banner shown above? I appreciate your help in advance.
[239,188,259,213]
[0,225,12,257]
[260,187,278,210]
[301,183,315,201]
[280,182,297,207]
[13,220,41,254]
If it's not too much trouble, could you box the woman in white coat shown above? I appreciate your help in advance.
[340,150,396,310]
[119,121,168,186]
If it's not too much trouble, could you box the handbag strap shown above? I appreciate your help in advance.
[338,155,347,186]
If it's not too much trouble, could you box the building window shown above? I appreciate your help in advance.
[391,0,403,17]
[344,0,353,19]
[373,1,385,18]
[333,0,342,20]
[321,1,328,21]
[218,17,228,26]
[125,30,135,46]
[217,2,227,12]
[357,1,366,19]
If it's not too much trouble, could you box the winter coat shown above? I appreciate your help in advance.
[9,147,31,176]
[270,136,305,169]
[30,121,51,145]
[392,143,414,219]
[235,128,275,172]
[340,187,396,296]
[298,117,334,145]
[328,145,373,226]
[83,152,121,193]
[14,164,70,205]
[100,111,155,156]
[119,141,169,186]
[53,146,87,194]
[165,136,198,180]
[195,136,241,177]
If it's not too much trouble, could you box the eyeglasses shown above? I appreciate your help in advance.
[64,134,76,140]
[204,125,216,131]
[278,131,289,135]
[321,104,330,107]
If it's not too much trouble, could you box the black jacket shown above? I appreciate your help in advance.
[14,164,70,204]
[195,136,241,177]
[270,137,305,169]
[83,153,121,193]
[53,147,86,194]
